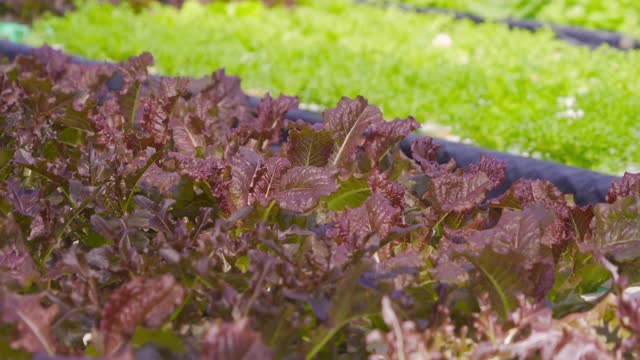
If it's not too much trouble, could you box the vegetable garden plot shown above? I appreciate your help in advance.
[1,47,640,359]
[24,0,640,175]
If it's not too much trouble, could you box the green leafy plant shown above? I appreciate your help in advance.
[1,0,298,24]
[388,0,640,38]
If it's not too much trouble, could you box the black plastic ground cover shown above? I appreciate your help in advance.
[0,40,619,205]
[356,0,640,51]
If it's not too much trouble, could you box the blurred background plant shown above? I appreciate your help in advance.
[0,0,296,23]
[388,0,640,37]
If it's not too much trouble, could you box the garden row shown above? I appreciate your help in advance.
[382,0,640,38]
[25,0,640,175]
[1,46,640,359]
[360,0,640,50]
[0,0,292,23]
[7,0,640,38]
[0,39,619,206]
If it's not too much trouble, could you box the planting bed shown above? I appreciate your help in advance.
[360,0,640,50]
[383,0,640,39]
[1,47,640,359]
[23,0,640,175]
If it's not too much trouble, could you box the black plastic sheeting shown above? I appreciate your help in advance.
[0,40,619,205]
[356,0,640,50]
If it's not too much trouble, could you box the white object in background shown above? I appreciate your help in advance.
[432,33,453,48]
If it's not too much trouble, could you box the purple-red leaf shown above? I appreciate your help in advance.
[253,157,291,207]
[607,172,640,204]
[284,124,334,167]
[118,52,153,93]
[202,318,273,360]
[330,193,402,244]
[473,297,613,359]
[459,206,557,309]
[492,179,568,214]
[410,137,456,177]
[426,171,493,213]
[1,179,40,217]
[588,196,640,263]
[169,111,206,154]
[467,154,507,191]
[0,293,59,355]
[100,275,185,354]
[324,96,383,168]
[89,98,124,146]
[569,204,594,244]
[272,166,338,213]
[256,93,299,143]
[141,98,171,146]
[469,206,556,264]
[368,170,405,209]
[230,147,264,208]
[0,245,38,286]
[491,179,574,256]
[230,151,335,212]
[364,116,419,162]
[204,69,252,127]
[139,163,181,193]
[170,152,224,182]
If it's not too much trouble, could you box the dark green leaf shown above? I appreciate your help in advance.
[81,228,112,248]
[131,326,185,354]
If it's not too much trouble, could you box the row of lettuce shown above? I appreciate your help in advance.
[6,0,640,37]
[385,0,640,38]
[1,45,640,359]
[2,0,294,23]
[23,0,640,175]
